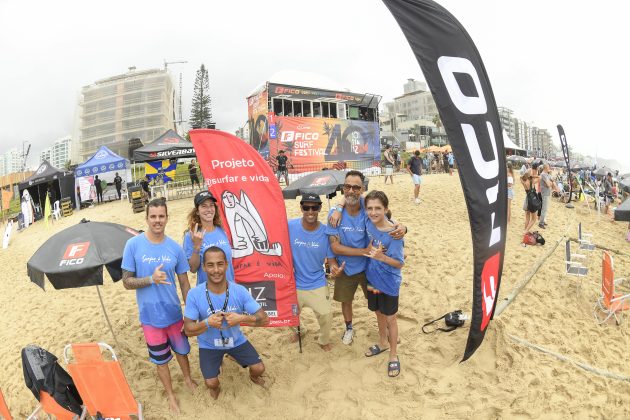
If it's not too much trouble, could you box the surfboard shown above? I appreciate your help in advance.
[3,220,13,249]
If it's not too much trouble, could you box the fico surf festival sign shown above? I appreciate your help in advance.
[189,129,299,328]
[383,0,507,360]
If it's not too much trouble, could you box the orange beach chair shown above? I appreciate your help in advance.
[27,390,79,420]
[594,251,630,325]
[63,343,143,420]
[0,388,12,420]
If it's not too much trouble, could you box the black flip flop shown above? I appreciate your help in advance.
[365,344,389,357]
[388,356,400,377]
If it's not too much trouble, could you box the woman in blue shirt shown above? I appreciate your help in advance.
[183,191,235,285]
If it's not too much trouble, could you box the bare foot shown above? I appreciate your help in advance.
[167,394,181,414]
[319,343,332,352]
[208,386,221,400]
[184,377,198,392]
[250,375,266,388]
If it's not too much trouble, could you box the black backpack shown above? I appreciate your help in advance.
[532,231,545,245]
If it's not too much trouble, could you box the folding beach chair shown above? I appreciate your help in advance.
[594,251,630,325]
[27,391,80,420]
[0,388,12,420]
[63,343,142,420]
[565,240,588,277]
[578,222,595,251]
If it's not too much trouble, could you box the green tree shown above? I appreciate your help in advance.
[189,64,212,129]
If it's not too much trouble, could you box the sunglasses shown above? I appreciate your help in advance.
[301,204,322,212]
[343,184,362,192]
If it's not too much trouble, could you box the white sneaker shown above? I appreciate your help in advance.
[415,198,421,204]
[342,328,355,345]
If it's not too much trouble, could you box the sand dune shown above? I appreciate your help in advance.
[1,172,629,419]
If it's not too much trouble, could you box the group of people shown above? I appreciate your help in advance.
[120,170,407,412]
[516,161,558,237]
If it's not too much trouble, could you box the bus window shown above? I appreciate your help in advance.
[348,106,360,120]
[302,100,312,117]
[283,99,293,116]
[273,98,283,116]
[322,102,330,118]
[293,101,302,117]
[313,102,321,117]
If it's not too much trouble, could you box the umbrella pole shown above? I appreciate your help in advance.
[327,197,331,211]
[297,325,303,354]
[96,285,120,347]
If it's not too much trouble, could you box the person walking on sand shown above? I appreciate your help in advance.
[507,162,514,223]
[122,198,196,413]
[183,191,234,286]
[94,175,103,204]
[184,246,269,399]
[114,172,123,200]
[382,145,395,184]
[407,150,423,204]
[362,190,404,378]
[538,163,557,229]
[288,193,344,351]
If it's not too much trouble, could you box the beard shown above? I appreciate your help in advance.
[345,194,360,206]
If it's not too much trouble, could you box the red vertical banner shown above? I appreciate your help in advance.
[189,129,299,327]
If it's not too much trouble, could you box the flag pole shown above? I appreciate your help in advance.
[297,325,303,353]
[96,285,120,348]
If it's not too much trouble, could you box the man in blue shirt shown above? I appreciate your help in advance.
[289,193,343,351]
[184,247,269,399]
[122,198,195,414]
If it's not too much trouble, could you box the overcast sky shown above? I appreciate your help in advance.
[1,0,628,169]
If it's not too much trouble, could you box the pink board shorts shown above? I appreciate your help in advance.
[142,319,190,365]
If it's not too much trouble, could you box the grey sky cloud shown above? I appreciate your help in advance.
[1,0,628,169]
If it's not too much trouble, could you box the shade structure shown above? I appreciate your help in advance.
[593,166,615,177]
[132,129,195,162]
[620,173,630,180]
[620,179,630,194]
[506,155,527,164]
[614,198,630,222]
[27,219,139,290]
[282,169,369,200]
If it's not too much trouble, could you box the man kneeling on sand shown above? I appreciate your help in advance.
[184,246,269,399]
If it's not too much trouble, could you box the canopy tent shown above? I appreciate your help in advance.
[74,146,132,205]
[503,129,526,156]
[132,129,195,162]
[18,161,75,218]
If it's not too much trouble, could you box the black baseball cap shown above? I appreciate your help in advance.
[300,192,322,204]
[278,150,285,153]
[194,191,217,207]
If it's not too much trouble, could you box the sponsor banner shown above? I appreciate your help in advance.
[557,125,573,203]
[383,0,507,361]
[189,129,299,327]
[268,83,365,105]
[247,89,270,158]
[270,116,380,168]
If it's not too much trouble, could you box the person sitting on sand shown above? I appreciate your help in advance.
[121,198,196,413]
[288,192,344,351]
[362,190,404,378]
[184,246,269,399]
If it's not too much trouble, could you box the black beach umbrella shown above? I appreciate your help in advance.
[282,169,369,201]
[593,166,614,177]
[506,155,527,164]
[614,198,630,222]
[27,219,140,344]
[619,173,630,180]
[620,179,630,194]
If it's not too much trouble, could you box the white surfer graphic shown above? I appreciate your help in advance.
[3,220,13,249]
[222,190,282,258]
[21,190,34,228]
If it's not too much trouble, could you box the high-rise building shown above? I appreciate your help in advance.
[3,148,23,175]
[497,106,516,141]
[41,136,72,169]
[74,68,176,162]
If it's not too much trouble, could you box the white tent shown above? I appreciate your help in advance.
[502,129,525,152]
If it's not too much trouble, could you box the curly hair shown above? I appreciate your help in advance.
[185,201,221,235]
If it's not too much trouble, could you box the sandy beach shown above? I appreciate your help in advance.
[1,172,629,419]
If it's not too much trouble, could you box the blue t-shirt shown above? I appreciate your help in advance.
[183,227,234,285]
[288,218,334,290]
[365,220,404,296]
[121,233,190,328]
[448,153,454,165]
[184,283,261,350]
[325,204,368,276]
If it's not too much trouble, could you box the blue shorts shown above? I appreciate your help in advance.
[199,341,262,379]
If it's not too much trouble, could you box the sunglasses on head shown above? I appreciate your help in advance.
[301,204,322,211]
[343,184,362,192]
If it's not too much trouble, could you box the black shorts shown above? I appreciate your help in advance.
[367,290,399,315]
[190,175,200,185]
[199,341,262,379]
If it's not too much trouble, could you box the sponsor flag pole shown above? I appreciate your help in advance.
[383,0,507,361]
[557,125,574,208]
[189,129,300,332]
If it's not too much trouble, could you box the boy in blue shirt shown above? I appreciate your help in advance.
[289,193,344,351]
[122,198,195,414]
[184,246,269,399]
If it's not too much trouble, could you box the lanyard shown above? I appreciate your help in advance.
[205,284,230,346]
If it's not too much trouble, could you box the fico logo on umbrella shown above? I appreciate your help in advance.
[60,242,91,266]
